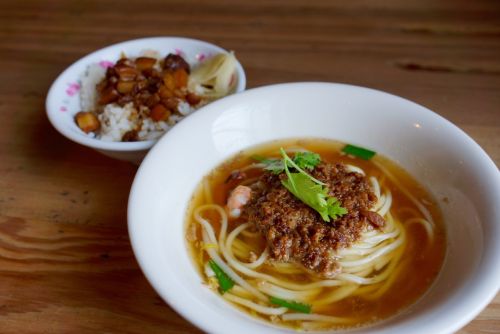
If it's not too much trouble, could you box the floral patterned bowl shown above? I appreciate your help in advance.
[46,37,246,164]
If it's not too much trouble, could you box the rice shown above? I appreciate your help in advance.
[80,64,105,112]
[79,60,186,142]
[177,101,194,116]
[138,117,170,141]
[95,102,172,141]
[77,51,236,142]
[98,103,136,141]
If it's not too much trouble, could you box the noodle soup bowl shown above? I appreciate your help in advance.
[128,83,500,333]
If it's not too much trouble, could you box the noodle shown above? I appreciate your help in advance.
[187,141,443,331]
[224,293,288,315]
[281,313,354,324]
[193,171,410,322]
[373,160,435,227]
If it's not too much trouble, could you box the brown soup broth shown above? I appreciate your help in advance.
[185,138,446,328]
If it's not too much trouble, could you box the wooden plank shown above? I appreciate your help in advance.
[0,0,498,332]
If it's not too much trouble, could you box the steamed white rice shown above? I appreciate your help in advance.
[80,64,105,112]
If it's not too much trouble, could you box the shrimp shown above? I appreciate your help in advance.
[226,185,252,218]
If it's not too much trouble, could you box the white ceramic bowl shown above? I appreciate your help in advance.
[128,83,500,333]
[46,37,246,164]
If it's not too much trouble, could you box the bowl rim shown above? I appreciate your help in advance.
[45,36,247,152]
[128,82,500,334]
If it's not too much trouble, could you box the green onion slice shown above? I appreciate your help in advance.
[342,144,376,160]
[250,154,267,162]
[209,260,234,293]
[269,296,311,313]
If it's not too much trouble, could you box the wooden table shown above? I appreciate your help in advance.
[1,1,499,333]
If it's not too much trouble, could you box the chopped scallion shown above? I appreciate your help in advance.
[269,296,311,313]
[208,260,234,293]
[250,154,266,162]
[342,144,376,160]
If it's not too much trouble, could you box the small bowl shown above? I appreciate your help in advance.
[46,37,246,164]
[128,83,500,333]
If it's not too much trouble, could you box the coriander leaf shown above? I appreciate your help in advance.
[262,158,284,174]
[280,148,347,222]
[326,197,348,220]
[280,148,325,186]
[253,148,347,222]
[293,152,321,170]
[252,155,285,174]
[253,150,321,175]
[269,296,311,313]
[208,260,234,294]
[282,173,332,221]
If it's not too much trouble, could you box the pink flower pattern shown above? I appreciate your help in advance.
[196,52,213,62]
[65,82,80,97]
[195,53,206,62]
[174,48,186,58]
[98,60,114,68]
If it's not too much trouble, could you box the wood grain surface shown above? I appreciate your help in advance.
[0,0,499,333]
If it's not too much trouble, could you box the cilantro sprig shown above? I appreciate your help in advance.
[254,149,347,222]
[262,158,285,174]
[279,148,347,222]
[293,152,321,171]
[253,151,321,175]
